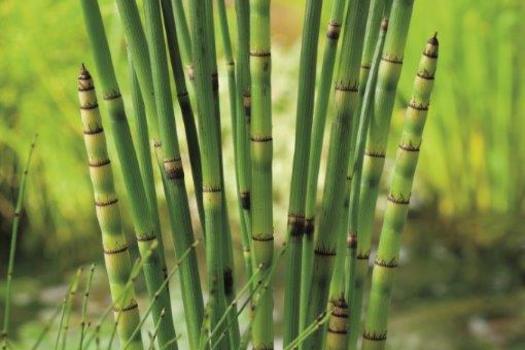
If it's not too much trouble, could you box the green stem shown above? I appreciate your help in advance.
[300,0,348,334]
[303,0,370,348]
[77,68,143,350]
[362,35,439,350]
[143,1,206,349]
[79,2,176,348]
[161,0,205,227]
[282,0,325,344]
[2,135,36,347]
[78,264,96,350]
[55,268,83,350]
[350,2,415,348]
[346,17,388,350]
[188,0,228,346]
[250,0,274,348]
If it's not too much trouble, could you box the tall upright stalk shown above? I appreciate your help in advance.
[249,0,274,348]
[362,35,439,350]
[282,0,325,344]
[303,1,370,348]
[171,0,193,70]
[77,68,143,350]
[143,1,204,349]
[300,0,348,334]
[187,0,228,346]
[79,2,176,348]
[161,0,205,227]
[349,2,415,348]
[345,17,388,349]
[233,0,253,288]
[2,136,36,348]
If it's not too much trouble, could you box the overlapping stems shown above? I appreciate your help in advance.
[282,0,325,345]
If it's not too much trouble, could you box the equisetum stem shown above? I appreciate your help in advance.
[188,0,228,346]
[144,1,206,349]
[233,0,254,289]
[78,264,96,350]
[282,0,325,344]
[77,67,143,350]
[161,0,205,227]
[55,268,82,350]
[79,2,176,348]
[345,17,388,349]
[250,0,274,348]
[362,34,439,350]
[350,2,415,349]
[171,0,193,70]
[303,0,370,348]
[2,135,36,347]
[299,0,348,334]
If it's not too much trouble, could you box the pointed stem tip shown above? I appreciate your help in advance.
[428,32,439,46]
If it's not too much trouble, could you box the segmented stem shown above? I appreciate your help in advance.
[362,35,439,350]
[77,67,143,350]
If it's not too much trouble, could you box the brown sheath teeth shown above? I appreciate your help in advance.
[103,245,128,255]
[251,136,273,142]
[250,51,271,57]
[374,258,398,268]
[114,302,139,313]
[365,151,386,159]
[314,248,336,257]
[252,235,274,242]
[381,56,403,65]
[398,144,420,152]
[95,198,118,207]
[363,331,387,341]
[137,235,156,242]
[84,128,103,135]
[387,194,410,205]
[89,159,111,167]
[203,186,222,193]
[80,103,99,110]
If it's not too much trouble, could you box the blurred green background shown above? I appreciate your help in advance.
[1,0,525,349]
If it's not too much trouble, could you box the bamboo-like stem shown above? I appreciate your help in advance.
[349,2,415,348]
[78,264,96,350]
[250,0,274,347]
[161,0,205,226]
[282,0,325,344]
[171,0,193,69]
[2,135,36,348]
[188,0,228,346]
[143,2,206,349]
[77,67,143,350]
[299,0,348,334]
[79,2,176,348]
[233,0,254,289]
[345,17,388,349]
[303,1,370,348]
[362,35,439,350]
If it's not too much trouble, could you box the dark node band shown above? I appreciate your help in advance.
[83,127,103,135]
[288,213,305,237]
[223,269,234,295]
[356,253,369,260]
[304,218,315,236]
[387,194,410,205]
[240,191,251,210]
[95,198,118,207]
[251,135,273,142]
[80,102,99,110]
[103,245,128,255]
[114,302,139,313]
[409,101,429,111]
[103,91,122,101]
[327,327,348,335]
[363,331,387,341]
[203,186,222,193]
[78,85,95,92]
[365,151,386,158]
[252,235,274,242]
[250,51,271,57]
[374,258,398,268]
[398,143,420,152]
[335,82,358,92]
[314,247,336,257]
[347,233,357,249]
[381,56,403,65]
[361,64,371,70]
[137,235,156,242]
[416,71,435,80]
[89,159,110,168]
[423,50,438,59]
[326,22,341,40]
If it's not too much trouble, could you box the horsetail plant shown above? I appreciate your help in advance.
[300,0,348,334]
[282,0,325,344]
[303,0,370,348]
[250,0,275,347]
[350,1,415,347]
[362,34,439,350]
[77,67,143,350]
[79,2,176,348]
[78,263,96,350]
[2,135,36,349]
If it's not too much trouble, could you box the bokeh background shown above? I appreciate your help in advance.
[1,0,525,348]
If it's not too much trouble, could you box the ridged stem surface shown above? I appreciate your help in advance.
[77,68,143,350]
[350,2,415,348]
[362,36,439,350]
[303,1,370,348]
[282,0,324,344]
[250,0,274,348]
[299,0,348,334]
